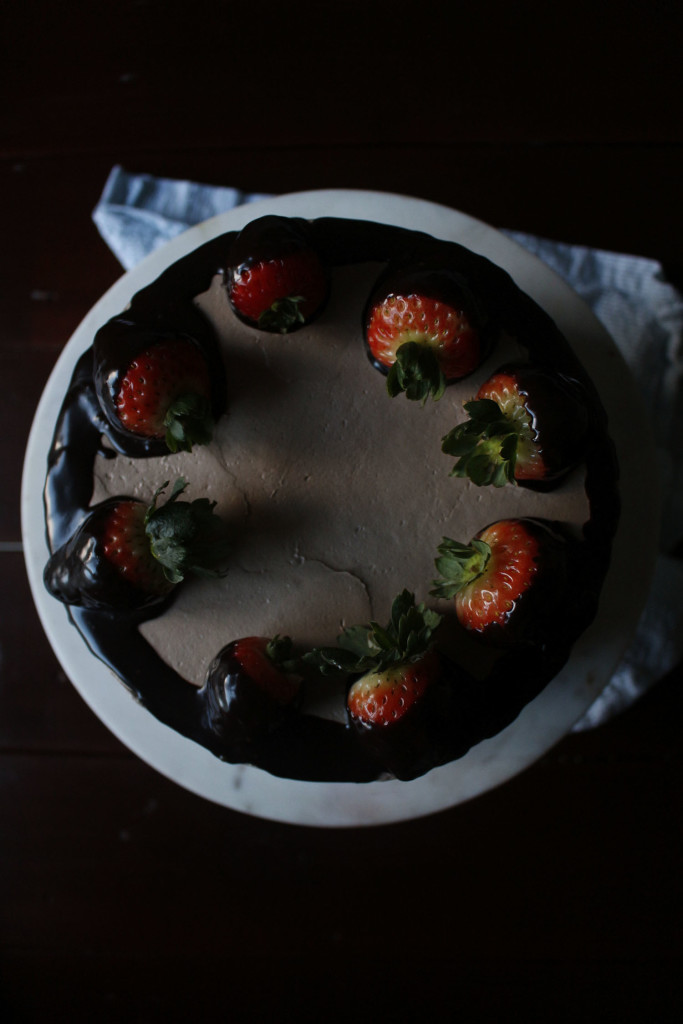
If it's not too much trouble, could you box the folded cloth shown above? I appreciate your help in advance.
[93,165,683,730]
[93,166,272,270]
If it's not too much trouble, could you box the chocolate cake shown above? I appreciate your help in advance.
[42,215,620,783]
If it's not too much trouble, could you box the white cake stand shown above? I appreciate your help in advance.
[21,190,659,827]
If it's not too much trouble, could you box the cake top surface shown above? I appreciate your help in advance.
[93,263,592,692]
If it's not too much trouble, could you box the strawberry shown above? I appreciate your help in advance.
[364,264,492,402]
[346,650,441,729]
[44,479,229,610]
[203,635,302,754]
[431,518,570,646]
[113,336,214,453]
[305,591,449,777]
[442,363,590,488]
[225,215,329,333]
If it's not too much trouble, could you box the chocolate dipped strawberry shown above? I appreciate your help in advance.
[305,591,459,778]
[364,264,494,401]
[203,635,303,757]
[442,363,591,488]
[93,327,219,455]
[44,479,229,611]
[431,518,572,647]
[225,215,329,333]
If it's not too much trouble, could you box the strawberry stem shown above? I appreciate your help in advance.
[258,295,306,334]
[163,392,214,453]
[430,538,491,600]
[303,590,442,677]
[441,399,520,486]
[265,634,297,670]
[143,479,230,584]
[386,342,447,403]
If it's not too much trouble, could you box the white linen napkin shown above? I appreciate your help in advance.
[93,165,683,730]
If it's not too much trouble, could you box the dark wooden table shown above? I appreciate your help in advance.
[2,2,682,1021]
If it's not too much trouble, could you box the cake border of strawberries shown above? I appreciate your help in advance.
[22,191,660,826]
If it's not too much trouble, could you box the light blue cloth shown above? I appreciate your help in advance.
[93,166,683,729]
[93,167,272,270]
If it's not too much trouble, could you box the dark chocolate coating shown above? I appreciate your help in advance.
[202,641,302,759]
[43,497,172,612]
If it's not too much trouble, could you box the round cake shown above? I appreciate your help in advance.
[39,209,620,786]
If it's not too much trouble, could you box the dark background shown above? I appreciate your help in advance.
[1,1,681,1021]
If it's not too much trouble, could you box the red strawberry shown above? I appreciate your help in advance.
[114,336,214,453]
[346,649,441,728]
[228,249,328,332]
[364,265,492,401]
[442,363,590,488]
[305,591,446,777]
[225,216,329,333]
[431,518,570,646]
[203,635,302,753]
[44,479,229,610]
[100,497,174,598]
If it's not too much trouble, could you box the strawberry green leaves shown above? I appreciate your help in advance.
[386,342,447,403]
[257,295,307,334]
[163,392,214,454]
[430,537,492,601]
[441,398,520,487]
[144,479,230,585]
[304,590,442,678]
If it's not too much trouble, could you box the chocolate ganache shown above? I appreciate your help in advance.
[42,216,620,783]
